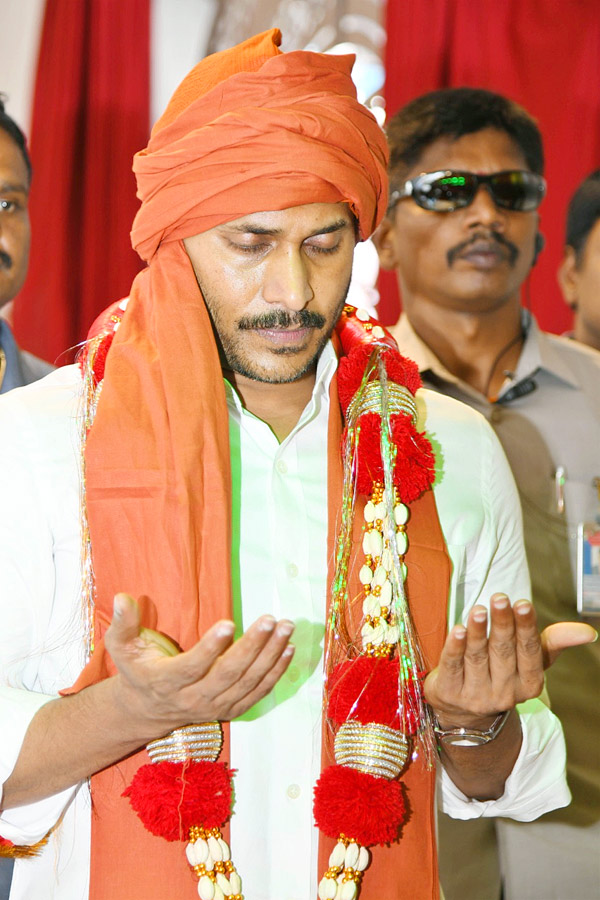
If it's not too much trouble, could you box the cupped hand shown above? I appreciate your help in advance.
[105,593,295,739]
[424,592,597,730]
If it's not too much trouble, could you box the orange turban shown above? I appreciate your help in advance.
[84,27,391,668]
[77,30,402,900]
[131,28,388,259]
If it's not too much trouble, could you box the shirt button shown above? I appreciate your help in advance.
[286,783,301,799]
[276,459,288,474]
[287,562,299,578]
[287,665,300,683]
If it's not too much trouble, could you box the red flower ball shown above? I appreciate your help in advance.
[337,343,422,414]
[327,657,422,735]
[389,417,436,503]
[337,339,435,502]
[314,763,407,846]
[79,299,125,386]
[89,334,114,386]
[123,760,234,841]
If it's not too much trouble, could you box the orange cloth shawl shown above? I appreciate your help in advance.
[73,29,449,899]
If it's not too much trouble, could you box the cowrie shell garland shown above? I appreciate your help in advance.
[318,837,370,900]
[359,492,409,657]
[320,484,412,893]
[146,723,243,900]
[187,827,242,900]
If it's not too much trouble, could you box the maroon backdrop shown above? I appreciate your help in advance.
[14,0,150,364]
[380,0,600,332]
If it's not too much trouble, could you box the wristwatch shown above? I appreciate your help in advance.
[433,709,511,747]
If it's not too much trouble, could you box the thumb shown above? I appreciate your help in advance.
[541,622,598,668]
[105,593,141,651]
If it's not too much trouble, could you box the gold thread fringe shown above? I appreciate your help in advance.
[0,833,49,858]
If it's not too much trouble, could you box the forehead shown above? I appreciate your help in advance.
[215,201,354,236]
[0,127,29,188]
[409,128,529,178]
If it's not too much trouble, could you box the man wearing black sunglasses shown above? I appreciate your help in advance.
[376,87,600,900]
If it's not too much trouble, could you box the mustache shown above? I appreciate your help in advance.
[0,251,12,269]
[447,231,519,267]
[238,309,326,330]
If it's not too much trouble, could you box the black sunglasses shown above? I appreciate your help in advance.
[389,169,546,213]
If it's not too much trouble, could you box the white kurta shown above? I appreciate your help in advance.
[0,351,569,900]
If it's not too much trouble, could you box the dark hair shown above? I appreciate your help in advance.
[565,169,600,262]
[386,87,544,190]
[0,94,32,183]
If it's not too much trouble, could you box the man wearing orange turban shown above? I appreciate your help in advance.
[0,29,591,900]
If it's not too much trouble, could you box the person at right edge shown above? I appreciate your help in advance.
[376,87,600,900]
[558,169,600,351]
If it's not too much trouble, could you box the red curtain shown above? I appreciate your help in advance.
[14,0,150,363]
[380,0,600,332]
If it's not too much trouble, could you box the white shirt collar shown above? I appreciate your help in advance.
[224,340,338,438]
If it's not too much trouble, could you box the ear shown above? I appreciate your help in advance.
[557,246,579,309]
[372,216,399,270]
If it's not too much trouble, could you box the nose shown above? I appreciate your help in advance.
[464,184,505,231]
[262,246,313,310]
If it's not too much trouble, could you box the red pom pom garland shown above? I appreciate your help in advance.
[316,307,437,900]
[123,724,243,899]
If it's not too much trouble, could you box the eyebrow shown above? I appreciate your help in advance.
[0,181,28,194]
[224,218,351,238]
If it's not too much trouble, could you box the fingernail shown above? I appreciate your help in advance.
[277,620,295,638]
[473,607,487,623]
[113,595,125,617]
[215,620,235,638]
[282,644,295,658]
[454,625,467,640]
[515,601,532,616]
[258,616,277,633]
[493,595,509,609]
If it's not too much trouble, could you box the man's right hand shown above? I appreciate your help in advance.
[1,594,294,811]
[105,592,295,740]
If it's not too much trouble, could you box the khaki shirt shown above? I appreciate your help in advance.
[391,310,600,825]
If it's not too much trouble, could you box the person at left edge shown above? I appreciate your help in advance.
[0,29,594,900]
[0,94,54,900]
[0,96,53,393]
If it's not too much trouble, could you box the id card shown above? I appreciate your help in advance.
[576,522,600,616]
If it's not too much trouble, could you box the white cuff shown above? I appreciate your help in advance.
[438,698,571,822]
[0,686,82,844]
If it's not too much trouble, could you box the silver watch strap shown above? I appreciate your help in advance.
[433,709,511,747]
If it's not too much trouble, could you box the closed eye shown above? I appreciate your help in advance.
[227,240,270,254]
[305,241,342,255]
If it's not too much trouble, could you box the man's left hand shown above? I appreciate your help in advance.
[425,592,597,729]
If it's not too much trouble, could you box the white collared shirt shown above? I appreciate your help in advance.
[0,356,569,899]
[225,341,337,898]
